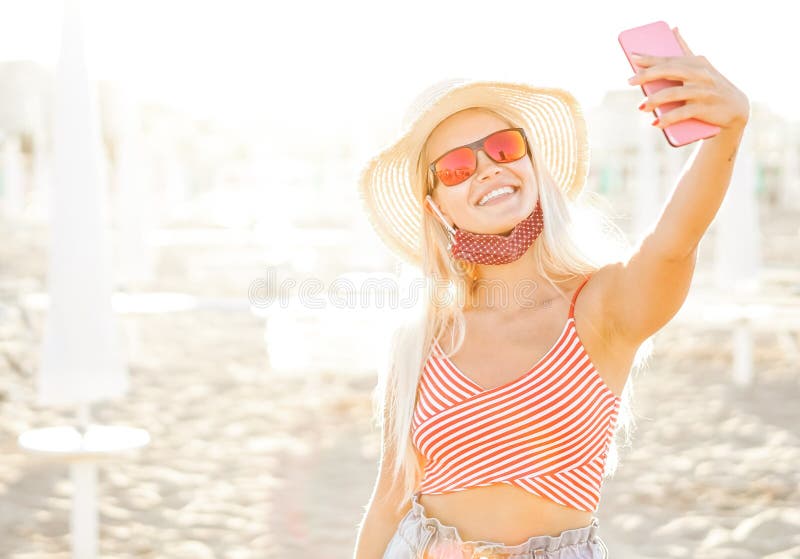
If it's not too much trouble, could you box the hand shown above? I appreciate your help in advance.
[627,27,750,131]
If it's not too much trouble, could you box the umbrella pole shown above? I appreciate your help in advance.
[70,402,98,559]
[732,317,754,387]
[17,407,150,558]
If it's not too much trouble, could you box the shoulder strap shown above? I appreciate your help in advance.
[569,274,592,320]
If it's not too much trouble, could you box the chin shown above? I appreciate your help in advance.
[486,215,526,236]
[504,199,535,220]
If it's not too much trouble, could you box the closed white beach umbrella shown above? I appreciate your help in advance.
[632,117,663,241]
[711,126,761,387]
[713,126,761,294]
[37,0,127,406]
[781,120,800,211]
[1,134,25,216]
[110,86,156,287]
[23,2,148,556]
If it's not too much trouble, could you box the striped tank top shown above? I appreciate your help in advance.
[411,275,621,512]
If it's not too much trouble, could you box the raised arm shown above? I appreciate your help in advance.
[606,28,750,345]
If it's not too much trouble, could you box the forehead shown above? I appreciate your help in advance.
[425,108,511,162]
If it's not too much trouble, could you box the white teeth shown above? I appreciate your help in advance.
[478,186,516,206]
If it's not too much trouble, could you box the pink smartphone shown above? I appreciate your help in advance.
[619,21,721,147]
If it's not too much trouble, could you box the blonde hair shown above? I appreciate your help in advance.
[371,106,654,515]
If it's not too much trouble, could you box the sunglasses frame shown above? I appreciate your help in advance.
[428,127,530,187]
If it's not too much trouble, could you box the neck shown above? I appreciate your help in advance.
[465,245,551,312]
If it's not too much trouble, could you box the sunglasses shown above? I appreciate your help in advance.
[429,127,529,187]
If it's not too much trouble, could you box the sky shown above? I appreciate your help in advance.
[0,0,797,137]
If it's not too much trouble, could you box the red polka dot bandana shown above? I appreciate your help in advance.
[449,198,544,265]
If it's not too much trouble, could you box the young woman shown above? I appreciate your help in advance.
[353,30,749,559]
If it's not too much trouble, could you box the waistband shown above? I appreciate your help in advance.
[409,492,602,555]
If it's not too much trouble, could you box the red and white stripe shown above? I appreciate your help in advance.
[411,277,621,512]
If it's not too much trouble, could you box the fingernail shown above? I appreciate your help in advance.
[651,118,660,127]
[638,101,646,111]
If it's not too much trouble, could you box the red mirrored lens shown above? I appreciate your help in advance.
[484,129,526,162]
[432,129,527,187]
[434,147,476,186]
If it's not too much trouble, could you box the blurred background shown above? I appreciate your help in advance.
[0,1,798,558]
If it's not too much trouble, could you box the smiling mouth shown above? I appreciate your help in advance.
[477,186,519,206]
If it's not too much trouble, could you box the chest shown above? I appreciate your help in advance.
[435,295,631,399]
[439,311,571,392]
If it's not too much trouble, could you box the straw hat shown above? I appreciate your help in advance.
[357,78,591,267]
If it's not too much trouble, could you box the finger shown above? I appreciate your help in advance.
[673,27,694,56]
[653,103,701,128]
[629,52,657,68]
[639,84,699,112]
[628,62,692,85]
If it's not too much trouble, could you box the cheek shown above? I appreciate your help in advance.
[509,159,535,183]
[505,163,537,205]
[438,186,470,213]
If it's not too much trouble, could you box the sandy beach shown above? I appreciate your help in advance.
[1,204,799,558]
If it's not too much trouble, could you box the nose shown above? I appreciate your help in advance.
[474,149,502,181]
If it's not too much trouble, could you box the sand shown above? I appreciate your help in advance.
[1,204,799,558]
